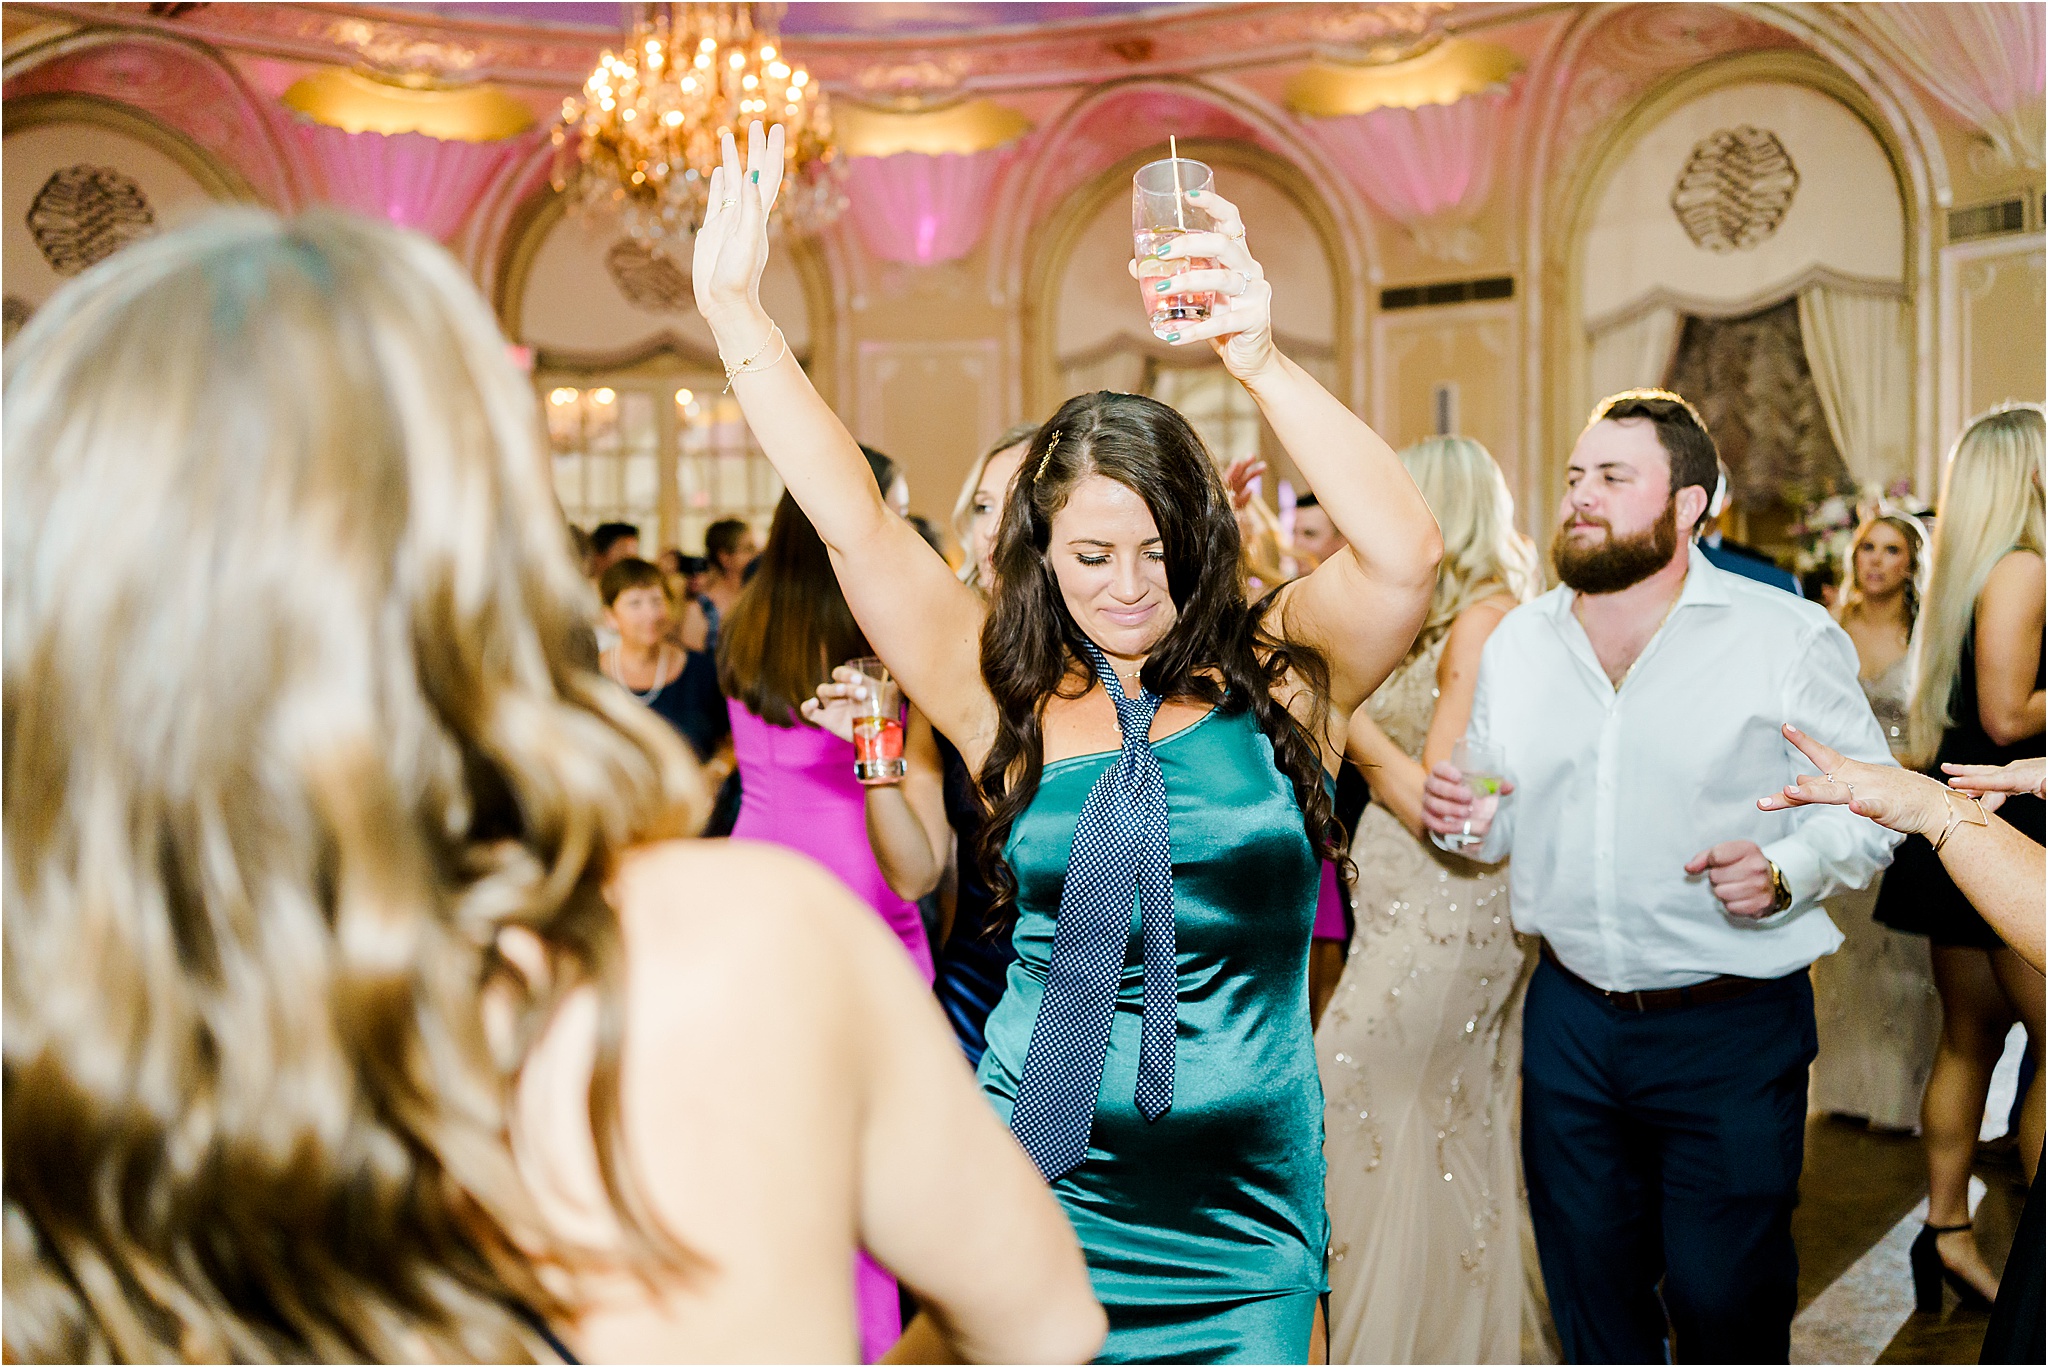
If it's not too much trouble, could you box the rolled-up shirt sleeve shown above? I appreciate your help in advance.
[1760,621,1903,911]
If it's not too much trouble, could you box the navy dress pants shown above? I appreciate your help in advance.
[1521,956,1817,1364]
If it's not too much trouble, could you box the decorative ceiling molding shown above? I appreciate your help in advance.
[281,65,536,139]
[7,2,1535,96]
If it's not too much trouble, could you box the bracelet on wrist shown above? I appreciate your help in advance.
[1931,789,1989,854]
[718,323,786,393]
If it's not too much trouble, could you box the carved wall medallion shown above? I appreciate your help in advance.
[606,239,693,314]
[1670,125,1799,253]
[27,165,155,276]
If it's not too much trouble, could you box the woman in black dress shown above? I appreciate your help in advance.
[1874,402,2045,1309]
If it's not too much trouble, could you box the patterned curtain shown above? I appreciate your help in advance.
[1664,298,1850,514]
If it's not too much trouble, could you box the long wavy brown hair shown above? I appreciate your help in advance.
[975,391,1346,915]
[3,209,707,1362]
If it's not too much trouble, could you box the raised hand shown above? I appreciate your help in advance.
[692,121,786,334]
[1682,841,1776,919]
[1221,454,1268,512]
[1127,186,1274,380]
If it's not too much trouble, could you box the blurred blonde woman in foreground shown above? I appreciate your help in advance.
[1315,435,1551,1364]
[1,210,1100,1364]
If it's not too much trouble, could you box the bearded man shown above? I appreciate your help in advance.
[1420,390,1899,1363]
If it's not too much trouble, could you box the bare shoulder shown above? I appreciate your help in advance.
[1448,595,1518,640]
[1983,548,2046,604]
[611,839,921,1014]
[615,838,867,958]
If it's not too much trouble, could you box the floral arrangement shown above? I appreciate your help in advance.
[1788,479,1930,578]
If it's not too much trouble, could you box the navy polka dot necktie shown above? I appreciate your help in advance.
[1008,638,1177,1183]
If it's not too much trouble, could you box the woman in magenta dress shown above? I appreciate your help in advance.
[715,446,949,1358]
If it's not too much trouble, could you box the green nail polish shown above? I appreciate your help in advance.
[1155,279,1171,292]
[1165,332,1180,343]
[750,170,759,183]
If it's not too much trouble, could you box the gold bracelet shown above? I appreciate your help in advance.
[1931,789,1989,854]
[719,324,786,393]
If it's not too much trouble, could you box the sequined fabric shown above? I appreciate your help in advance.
[1809,654,1938,1130]
[1315,635,1553,1363]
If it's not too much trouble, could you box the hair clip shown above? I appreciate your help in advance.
[1036,429,1063,479]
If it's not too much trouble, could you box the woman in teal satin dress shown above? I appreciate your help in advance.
[691,122,1443,1361]
[978,708,1332,1359]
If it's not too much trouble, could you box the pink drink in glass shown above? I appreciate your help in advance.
[849,656,908,785]
[1132,157,1218,339]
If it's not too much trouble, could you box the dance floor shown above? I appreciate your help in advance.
[1789,1035,2030,1364]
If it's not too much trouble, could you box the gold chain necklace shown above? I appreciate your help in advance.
[1613,586,1683,688]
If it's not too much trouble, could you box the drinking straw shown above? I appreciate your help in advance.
[1170,135,1185,230]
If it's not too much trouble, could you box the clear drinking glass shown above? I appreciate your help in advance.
[849,656,907,785]
[1446,738,1508,849]
[1132,156,1218,339]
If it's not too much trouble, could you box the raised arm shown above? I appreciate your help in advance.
[693,124,995,759]
[1150,186,1441,724]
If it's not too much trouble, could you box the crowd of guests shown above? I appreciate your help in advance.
[4,123,2042,1367]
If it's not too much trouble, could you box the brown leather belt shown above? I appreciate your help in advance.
[1539,940,1783,1013]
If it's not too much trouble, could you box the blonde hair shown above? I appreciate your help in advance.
[951,423,1041,590]
[1833,508,1929,632]
[3,210,706,1361]
[1235,487,1294,593]
[1905,403,2046,766]
[1399,435,1541,652]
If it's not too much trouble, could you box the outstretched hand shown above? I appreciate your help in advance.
[1942,756,2045,811]
[692,121,785,333]
[1126,185,1276,381]
[1756,722,1948,839]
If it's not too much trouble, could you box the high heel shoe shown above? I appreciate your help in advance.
[1909,1220,1994,1313]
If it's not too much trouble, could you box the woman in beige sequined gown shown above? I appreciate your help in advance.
[1810,511,1940,1130]
[1316,437,1552,1364]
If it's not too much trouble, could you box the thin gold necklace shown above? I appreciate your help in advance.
[1613,586,1682,688]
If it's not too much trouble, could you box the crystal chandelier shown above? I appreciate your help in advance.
[552,3,845,243]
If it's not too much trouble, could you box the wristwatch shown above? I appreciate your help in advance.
[1767,860,1793,913]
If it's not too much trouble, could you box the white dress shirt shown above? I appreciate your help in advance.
[1439,545,1900,991]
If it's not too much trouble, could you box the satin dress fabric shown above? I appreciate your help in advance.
[933,730,1016,1065]
[976,705,1329,1363]
[726,701,932,1363]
